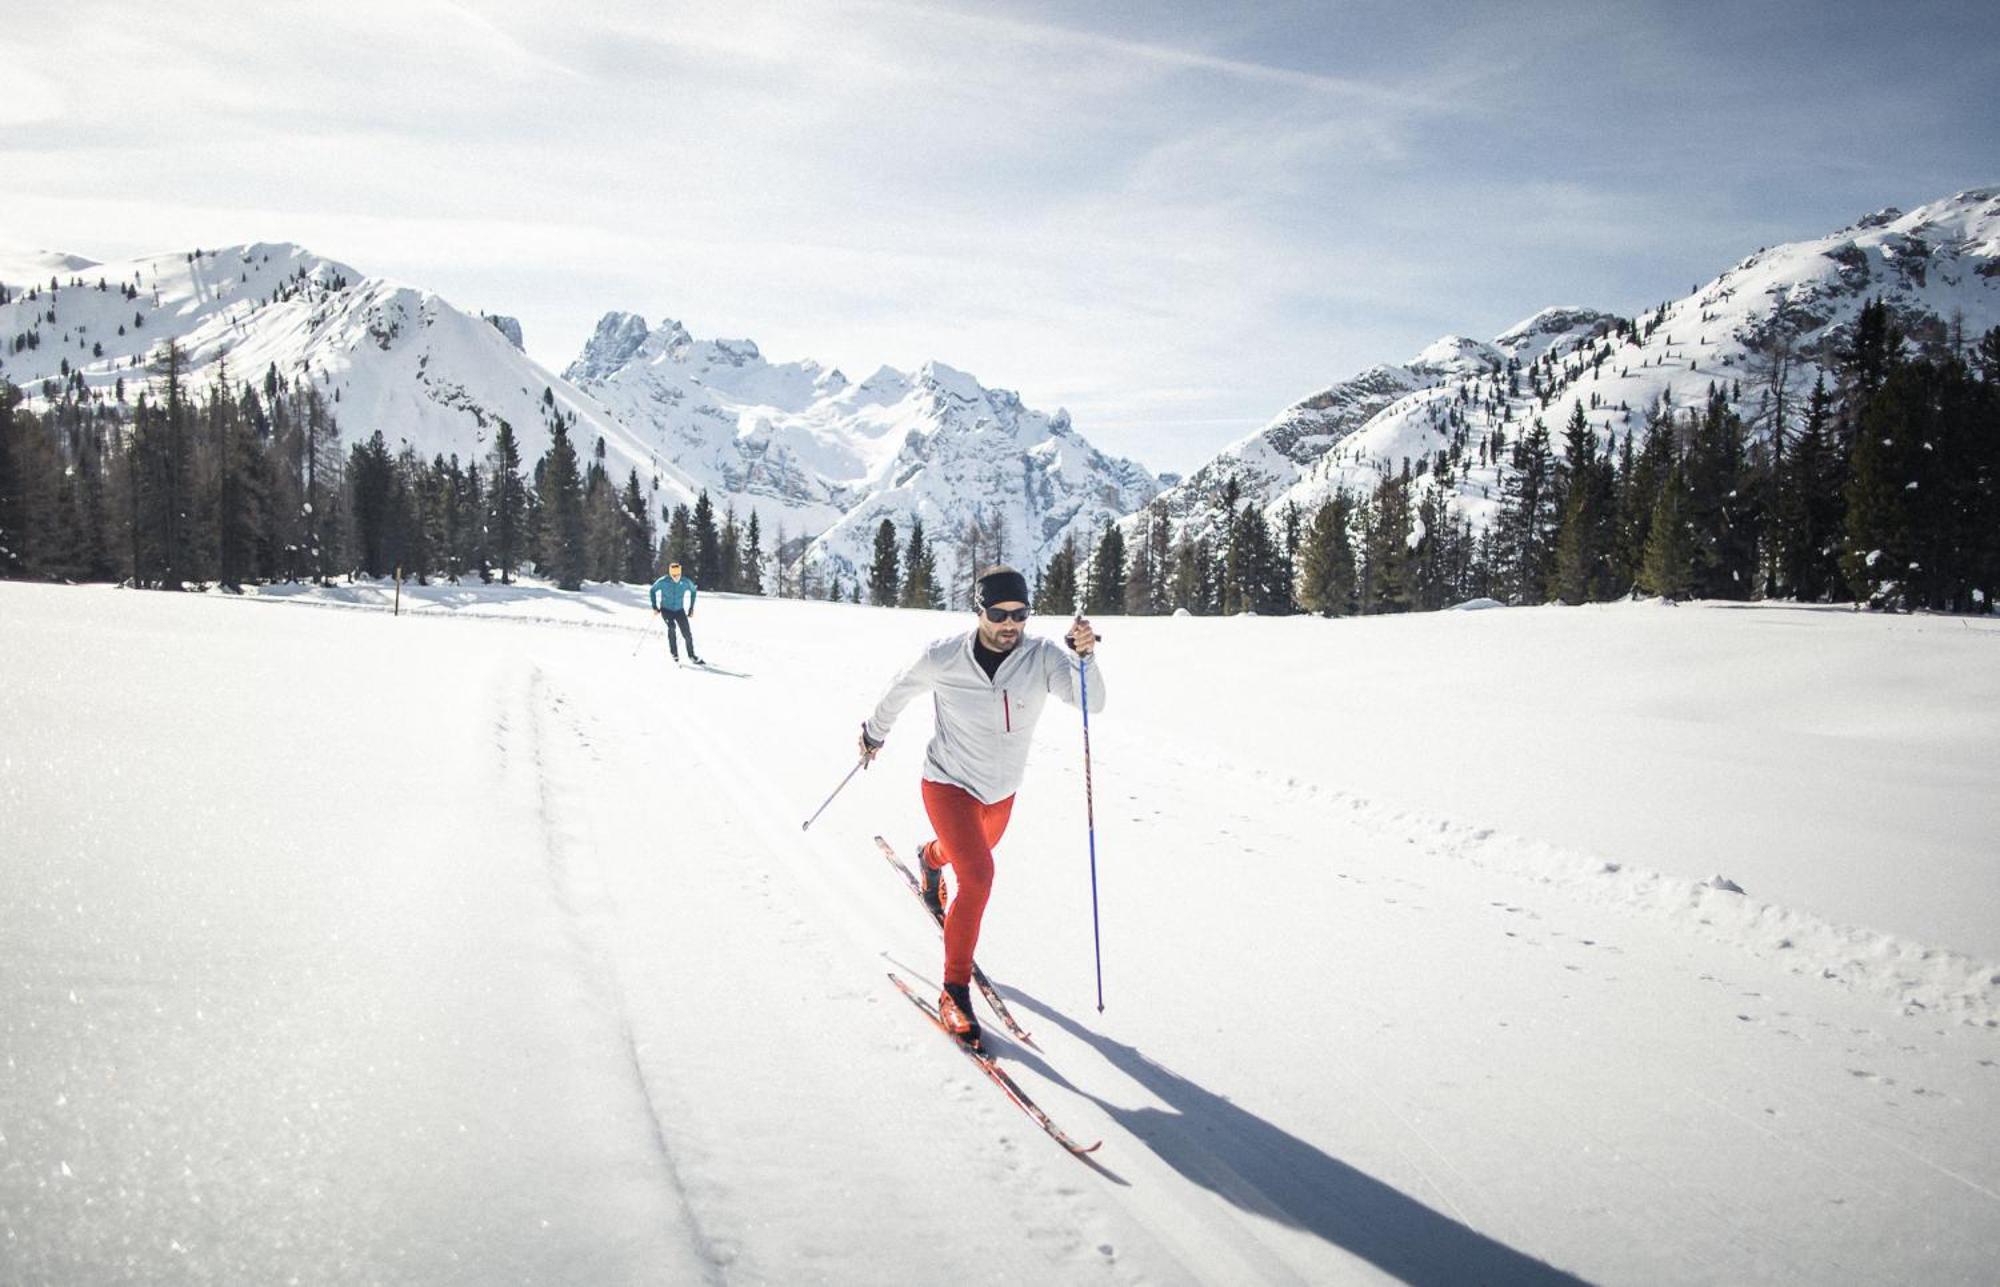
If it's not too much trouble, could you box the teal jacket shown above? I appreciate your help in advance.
[650,573,697,613]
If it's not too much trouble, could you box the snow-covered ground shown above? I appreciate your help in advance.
[3,581,1997,1284]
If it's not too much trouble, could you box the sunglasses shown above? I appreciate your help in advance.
[981,606,1031,623]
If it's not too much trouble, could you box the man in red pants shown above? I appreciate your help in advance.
[859,565,1103,1046]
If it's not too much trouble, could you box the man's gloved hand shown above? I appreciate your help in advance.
[858,724,883,766]
[1065,616,1098,657]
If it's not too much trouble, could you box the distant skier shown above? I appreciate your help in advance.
[858,565,1103,1045]
[649,561,703,665]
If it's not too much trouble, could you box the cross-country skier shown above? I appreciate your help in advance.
[649,561,703,664]
[857,565,1102,1045]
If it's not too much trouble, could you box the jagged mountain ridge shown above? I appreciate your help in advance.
[564,311,1158,594]
[1149,186,2000,547]
[0,242,693,507]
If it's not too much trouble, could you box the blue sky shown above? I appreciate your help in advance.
[7,0,1997,473]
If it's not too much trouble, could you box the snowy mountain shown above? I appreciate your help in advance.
[566,312,1158,594]
[1152,186,2000,541]
[0,242,698,506]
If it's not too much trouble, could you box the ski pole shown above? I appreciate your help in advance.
[635,608,663,656]
[1079,654,1105,1013]
[801,757,866,831]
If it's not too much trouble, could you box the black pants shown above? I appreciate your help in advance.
[660,609,696,659]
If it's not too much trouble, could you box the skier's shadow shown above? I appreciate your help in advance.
[1003,988,1590,1287]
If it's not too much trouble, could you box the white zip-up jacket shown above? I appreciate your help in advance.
[865,631,1106,805]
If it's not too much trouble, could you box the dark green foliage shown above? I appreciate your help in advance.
[1495,417,1557,603]
[1087,524,1126,615]
[346,431,397,577]
[538,423,587,590]
[1638,459,1695,599]
[1360,468,1415,614]
[717,505,742,594]
[740,509,766,595]
[1681,387,1758,598]
[488,420,525,584]
[621,471,655,584]
[1297,493,1358,616]
[692,489,721,588]
[868,517,900,606]
[899,517,940,609]
[1549,401,1619,603]
[1035,535,1079,614]
[666,503,692,571]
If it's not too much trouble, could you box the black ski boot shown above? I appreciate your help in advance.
[917,842,946,923]
[938,982,982,1047]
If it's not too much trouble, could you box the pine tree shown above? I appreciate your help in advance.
[900,517,939,609]
[666,502,693,569]
[868,517,901,606]
[539,423,587,590]
[487,419,524,584]
[740,509,765,595]
[1682,387,1757,599]
[582,438,624,582]
[692,489,721,588]
[144,340,197,588]
[1086,525,1127,615]
[1772,377,1841,600]
[621,471,654,583]
[1218,476,1245,615]
[1495,417,1557,603]
[1036,536,1079,613]
[394,446,433,584]
[717,504,742,594]
[1549,401,1615,603]
[1361,469,1415,613]
[209,362,259,591]
[1297,493,1358,616]
[0,383,60,578]
[304,383,342,585]
[1638,460,1695,599]
[347,430,397,577]
[1168,530,1202,613]
[1123,509,1157,616]
[1234,504,1289,614]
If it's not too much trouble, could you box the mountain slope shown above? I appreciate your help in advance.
[1153,186,2000,541]
[0,242,697,504]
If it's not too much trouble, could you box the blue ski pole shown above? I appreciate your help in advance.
[1079,650,1105,1013]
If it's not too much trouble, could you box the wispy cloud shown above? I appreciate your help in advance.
[11,0,1995,473]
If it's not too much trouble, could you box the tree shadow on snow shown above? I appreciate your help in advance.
[1004,987,1591,1287]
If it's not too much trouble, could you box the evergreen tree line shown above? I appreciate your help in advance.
[0,341,688,593]
[8,304,1994,616]
[1035,302,2000,619]
[657,489,768,597]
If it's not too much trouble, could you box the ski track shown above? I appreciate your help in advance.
[7,583,2000,1285]
[500,661,725,1283]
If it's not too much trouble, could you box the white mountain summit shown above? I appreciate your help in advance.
[564,310,1158,597]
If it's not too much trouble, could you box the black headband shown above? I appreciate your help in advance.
[975,568,1029,609]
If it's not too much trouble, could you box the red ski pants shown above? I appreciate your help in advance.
[920,779,1015,987]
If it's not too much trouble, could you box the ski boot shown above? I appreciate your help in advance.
[938,982,982,1048]
[916,842,947,924]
